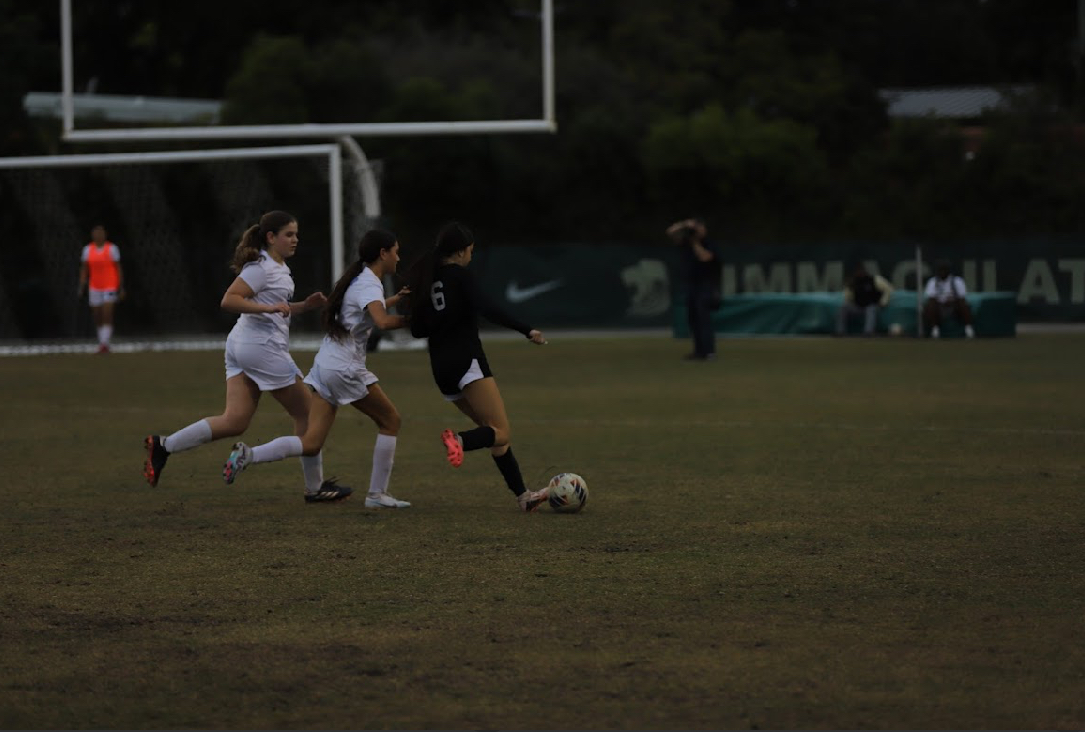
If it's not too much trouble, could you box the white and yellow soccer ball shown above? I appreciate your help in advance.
[547,472,588,513]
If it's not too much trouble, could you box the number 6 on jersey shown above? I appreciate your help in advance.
[430,281,446,310]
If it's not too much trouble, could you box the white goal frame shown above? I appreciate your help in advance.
[0,144,346,281]
[59,0,556,143]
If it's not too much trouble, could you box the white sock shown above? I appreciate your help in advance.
[368,434,397,496]
[931,326,940,338]
[251,435,303,464]
[162,419,212,454]
[96,325,107,345]
[965,324,975,338]
[101,324,112,344]
[301,452,324,493]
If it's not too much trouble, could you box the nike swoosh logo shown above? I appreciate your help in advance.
[505,279,563,303]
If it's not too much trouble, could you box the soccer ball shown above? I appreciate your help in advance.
[547,472,588,513]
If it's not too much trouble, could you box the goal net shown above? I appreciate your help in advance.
[0,144,373,342]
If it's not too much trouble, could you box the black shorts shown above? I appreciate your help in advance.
[431,350,493,398]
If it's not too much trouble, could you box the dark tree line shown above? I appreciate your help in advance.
[3,0,1085,247]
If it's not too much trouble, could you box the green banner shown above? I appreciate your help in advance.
[713,240,1085,322]
[471,239,1085,328]
[472,244,676,328]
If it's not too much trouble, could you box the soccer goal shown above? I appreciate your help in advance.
[0,144,372,342]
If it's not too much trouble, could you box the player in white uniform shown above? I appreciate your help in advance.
[142,211,338,501]
[222,228,413,508]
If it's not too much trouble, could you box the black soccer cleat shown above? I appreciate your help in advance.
[143,435,169,487]
[304,478,354,504]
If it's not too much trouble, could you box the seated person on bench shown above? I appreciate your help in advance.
[923,260,975,339]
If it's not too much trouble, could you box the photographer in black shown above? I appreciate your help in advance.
[666,217,722,361]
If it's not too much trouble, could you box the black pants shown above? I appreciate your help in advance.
[686,288,716,357]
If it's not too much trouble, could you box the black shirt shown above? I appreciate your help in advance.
[681,237,722,290]
[411,263,533,359]
[852,274,881,307]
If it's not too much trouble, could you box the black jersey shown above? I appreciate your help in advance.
[412,263,533,347]
[411,263,533,393]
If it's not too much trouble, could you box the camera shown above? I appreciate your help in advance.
[678,224,699,246]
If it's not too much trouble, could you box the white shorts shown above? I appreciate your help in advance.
[442,359,486,402]
[88,289,119,307]
[304,361,379,405]
[224,339,302,391]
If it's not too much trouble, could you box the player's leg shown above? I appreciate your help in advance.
[456,378,544,512]
[255,379,335,492]
[923,300,942,338]
[456,377,510,451]
[226,390,343,498]
[270,377,313,439]
[88,291,107,352]
[698,290,717,357]
[351,384,409,508]
[685,292,701,358]
[207,374,261,438]
[98,299,115,350]
[144,374,259,487]
[954,300,976,337]
[862,304,877,336]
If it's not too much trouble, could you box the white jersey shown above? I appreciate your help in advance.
[227,250,294,347]
[311,267,385,372]
[925,275,967,303]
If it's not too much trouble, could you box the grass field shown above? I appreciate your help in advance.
[1,333,1083,729]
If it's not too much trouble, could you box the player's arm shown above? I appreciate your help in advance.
[665,218,698,243]
[468,273,545,344]
[952,277,967,301]
[691,239,716,263]
[289,291,327,315]
[875,275,893,307]
[385,286,410,309]
[923,278,938,303]
[220,277,289,316]
[365,299,408,331]
[116,262,126,300]
[77,262,88,296]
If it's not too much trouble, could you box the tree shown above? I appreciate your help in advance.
[221,35,312,125]
[642,104,831,240]
[0,1,54,155]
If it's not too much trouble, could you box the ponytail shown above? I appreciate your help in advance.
[229,224,263,274]
[406,221,474,318]
[324,228,397,340]
[405,248,439,320]
[229,210,296,274]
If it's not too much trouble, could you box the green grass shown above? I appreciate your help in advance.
[1,334,1083,729]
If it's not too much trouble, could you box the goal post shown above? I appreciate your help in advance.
[59,0,557,144]
[0,144,366,341]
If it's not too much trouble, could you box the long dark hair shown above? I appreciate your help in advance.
[406,221,474,317]
[230,210,296,274]
[324,228,397,339]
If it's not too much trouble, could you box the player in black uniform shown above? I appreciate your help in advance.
[406,221,550,513]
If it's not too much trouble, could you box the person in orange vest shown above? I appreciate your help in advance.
[77,224,125,353]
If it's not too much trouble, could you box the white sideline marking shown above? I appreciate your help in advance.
[0,331,665,356]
